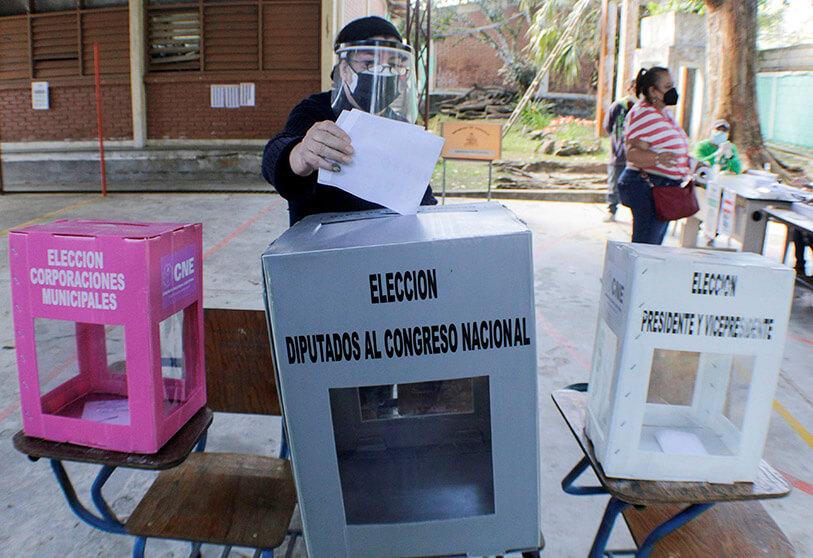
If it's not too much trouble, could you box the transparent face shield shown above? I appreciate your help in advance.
[331,40,418,124]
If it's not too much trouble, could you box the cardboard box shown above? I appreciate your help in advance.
[9,220,205,454]
[262,203,540,557]
[586,241,794,483]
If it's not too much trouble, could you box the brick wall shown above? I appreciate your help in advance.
[433,6,595,94]
[146,78,321,140]
[0,80,132,142]
[434,7,520,92]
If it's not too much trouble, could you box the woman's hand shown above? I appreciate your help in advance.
[655,151,679,167]
[289,121,354,177]
[628,138,677,168]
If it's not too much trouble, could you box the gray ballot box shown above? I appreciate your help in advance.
[261,202,540,557]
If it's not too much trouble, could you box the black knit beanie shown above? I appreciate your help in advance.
[334,16,403,50]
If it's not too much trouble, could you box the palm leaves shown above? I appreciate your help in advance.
[523,0,600,87]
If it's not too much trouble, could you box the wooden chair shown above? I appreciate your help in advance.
[124,308,297,558]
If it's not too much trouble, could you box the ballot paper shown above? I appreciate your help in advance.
[81,398,130,425]
[318,109,445,215]
[655,428,708,456]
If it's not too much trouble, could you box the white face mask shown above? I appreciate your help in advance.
[711,131,728,145]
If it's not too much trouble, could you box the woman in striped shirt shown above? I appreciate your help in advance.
[618,66,696,244]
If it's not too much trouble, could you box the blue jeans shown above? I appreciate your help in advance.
[607,164,624,213]
[618,169,678,245]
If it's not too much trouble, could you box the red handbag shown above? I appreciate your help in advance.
[643,172,700,221]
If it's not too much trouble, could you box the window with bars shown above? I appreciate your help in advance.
[147,8,202,72]
[0,0,29,17]
[0,3,129,80]
[0,0,320,80]
[31,13,80,78]
[146,0,320,74]
[0,17,29,80]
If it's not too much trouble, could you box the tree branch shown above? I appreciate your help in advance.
[434,11,527,38]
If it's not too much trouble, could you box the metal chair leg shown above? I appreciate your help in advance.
[284,532,300,558]
[635,503,714,558]
[279,421,290,460]
[589,497,629,558]
[562,456,607,496]
[194,431,208,452]
[91,465,123,526]
[132,536,147,558]
[50,460,126,534]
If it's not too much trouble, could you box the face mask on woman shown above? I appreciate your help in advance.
[711,131,728,145]
[662,87,679,106]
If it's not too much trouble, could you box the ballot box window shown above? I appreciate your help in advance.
[330,376,495,525]
[35,318,131,425]
[159,305,199,416]
[640,349,755,457]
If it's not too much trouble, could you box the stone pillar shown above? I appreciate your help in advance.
[615,0,639,100]
[129,0,147,148]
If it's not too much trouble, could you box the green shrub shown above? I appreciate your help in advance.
[520,100,555,130]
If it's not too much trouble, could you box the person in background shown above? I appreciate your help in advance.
[261,16,436,226]
[693,119,742,174]
[617,66,697,245]
[794,229,812,277]
[603,79,637,222]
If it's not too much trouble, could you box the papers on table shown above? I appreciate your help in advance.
[655,428,708,456]
[81,398,130,425]
[318,109,445,215]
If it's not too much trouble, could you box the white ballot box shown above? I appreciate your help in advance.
[261,202,540,557]
[586,242,794,483]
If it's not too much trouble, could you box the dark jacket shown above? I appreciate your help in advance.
[261,92,437,225]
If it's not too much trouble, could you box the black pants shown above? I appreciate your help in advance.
[794,229,813,275]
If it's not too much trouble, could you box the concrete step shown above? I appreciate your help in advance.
[448,189,606,203]
[1,146,266,191]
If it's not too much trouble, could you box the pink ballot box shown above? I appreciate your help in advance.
[8,220,206,453]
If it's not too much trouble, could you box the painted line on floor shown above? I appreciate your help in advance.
[0,197,102,238]
[0,400,18,425]
[203,202,277,260]
[776,468,813,496]
[536,313,592,372]
[773,400,813,448]
[789,333,813,347]
[0,201,278,427]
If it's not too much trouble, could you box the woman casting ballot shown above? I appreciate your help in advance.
[618,66,702,245]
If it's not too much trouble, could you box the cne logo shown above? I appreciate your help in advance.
[173,257,195,281]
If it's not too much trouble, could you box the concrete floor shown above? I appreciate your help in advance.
[0,193,810,557]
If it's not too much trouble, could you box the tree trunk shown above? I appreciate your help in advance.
[701,4,722,136]
[704,0,797,174]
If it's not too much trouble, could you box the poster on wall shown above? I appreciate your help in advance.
[32,82,49,110]
[240,83,255,107]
